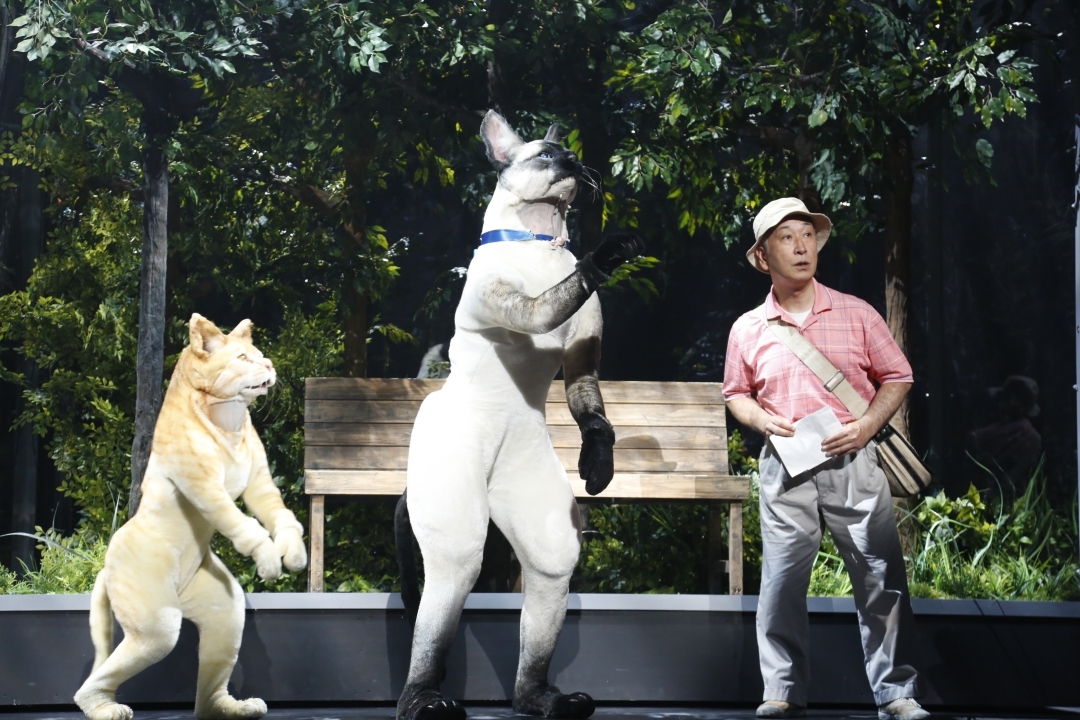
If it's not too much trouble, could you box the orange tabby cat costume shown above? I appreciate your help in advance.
[74,314,307,720]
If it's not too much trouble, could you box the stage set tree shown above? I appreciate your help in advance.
[9,0,273,514]
[608,0,1036,429]
[0,0,1056,594]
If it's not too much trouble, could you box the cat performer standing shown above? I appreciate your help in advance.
[395,110,643,720]
[723,198,928,720]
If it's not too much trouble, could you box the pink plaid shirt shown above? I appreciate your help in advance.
[723,279,913,424]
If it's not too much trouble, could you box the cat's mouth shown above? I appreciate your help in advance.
[248,379,273,390]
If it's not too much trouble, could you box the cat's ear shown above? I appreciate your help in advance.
[189,313,227,357]
[543,123,562,143]
[480,110,523,170]
[229,319,254,343]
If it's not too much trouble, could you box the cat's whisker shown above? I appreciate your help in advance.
[579,166,603,201]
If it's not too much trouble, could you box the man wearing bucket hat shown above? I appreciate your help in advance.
[723,198,926,720]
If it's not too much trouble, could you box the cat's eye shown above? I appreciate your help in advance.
[238,354,248,361]
[538,152,552,160]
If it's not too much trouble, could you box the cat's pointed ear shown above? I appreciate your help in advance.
[543,123,562,143]
[189,313,227,357]
[480,110,523,170]
[229,319,254,343]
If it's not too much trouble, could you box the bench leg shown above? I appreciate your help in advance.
[707,503,727,594]
[309,495,325,593]
[729,501,743,595]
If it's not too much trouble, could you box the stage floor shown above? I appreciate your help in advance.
[2,707,1078,720]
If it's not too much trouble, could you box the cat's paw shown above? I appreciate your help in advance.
[75,688,131,720]
[82,702,134,720]
[578,415,615,496]
[550,693,596,719]
[515,685,595,719]
[592,232,644,275]
[251,537,282,582]
[397,686,467,720]
[275,526,307,572]
[196,694,267,720]
[417,698,467,720]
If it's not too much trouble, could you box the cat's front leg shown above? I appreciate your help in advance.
[476,233,644,335]
[171,466,281,581]
[241,442,307,573]
[562,296,615,496]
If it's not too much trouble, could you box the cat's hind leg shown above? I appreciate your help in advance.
[182,552,266,720]
[74,569,183,720]
[489,434,594,720]
[398,403,489,720]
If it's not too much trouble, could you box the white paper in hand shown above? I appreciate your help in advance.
[768,406,845,477]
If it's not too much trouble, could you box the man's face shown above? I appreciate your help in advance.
[756,217,818,286]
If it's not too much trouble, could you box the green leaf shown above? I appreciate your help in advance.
[964,72,976,95]
[808,109,828,127]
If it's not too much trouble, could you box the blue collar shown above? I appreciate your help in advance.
[479,229,563,246]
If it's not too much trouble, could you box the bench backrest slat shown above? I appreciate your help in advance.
[304,378,747,501]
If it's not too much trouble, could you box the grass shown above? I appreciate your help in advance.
[0,527,107,594]
[809,459,1080,601]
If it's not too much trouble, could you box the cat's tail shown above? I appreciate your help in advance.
[394,490,421,626]
[88,571,114,672]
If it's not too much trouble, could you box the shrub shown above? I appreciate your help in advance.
[0,527,107,594]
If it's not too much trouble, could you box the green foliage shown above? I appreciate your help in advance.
[322,503,399,593]
[905,466,1080,601]
[574,428,764,594]
[808,462,1080,601]
[576,503,709,593]
[0,527,107,594]
[1,0,1064,603]
[607,0,1038,247]
[0,191,142,537]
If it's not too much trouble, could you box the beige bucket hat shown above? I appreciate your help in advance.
[747,197,832,273]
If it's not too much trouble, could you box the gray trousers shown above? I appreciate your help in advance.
[757,441,921,706]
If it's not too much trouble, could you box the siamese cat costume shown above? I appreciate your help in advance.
[395,111,643,720]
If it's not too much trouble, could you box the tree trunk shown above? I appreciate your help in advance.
[341,150,372,378]
[883,132,918,555]
[10,164,42,573]
[128,139,169,516]
[883,133,914,435]
[342,282,368,378]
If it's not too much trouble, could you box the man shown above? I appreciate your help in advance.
[724,198,928,720]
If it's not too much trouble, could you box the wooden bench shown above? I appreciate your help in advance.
[304,379,750,594]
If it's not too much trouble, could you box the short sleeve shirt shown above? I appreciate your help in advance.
[723,279,913,424]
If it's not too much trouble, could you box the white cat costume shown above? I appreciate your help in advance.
[395,112,643,720]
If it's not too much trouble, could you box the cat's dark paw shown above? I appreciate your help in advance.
[418,699,467,720]
[514,685,595,719]
[550,692,595,719]
[397,686,467,720]
[592,232,644,275]
[579,415,615,496]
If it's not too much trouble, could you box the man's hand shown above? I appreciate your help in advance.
[821,418,875,457]
[726,396,794,440]
[762,415,796,439]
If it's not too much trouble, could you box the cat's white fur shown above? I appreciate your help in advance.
[399,112,609,720]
